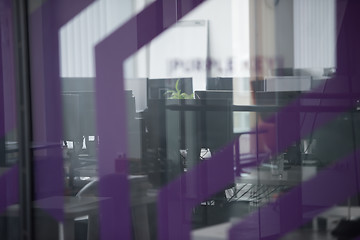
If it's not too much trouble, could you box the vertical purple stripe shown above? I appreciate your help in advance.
[158,143,234,240]
[28,0,94,221]
[95,44,132,239]
[0,16,4,141]
[0,0,16,136]
[0,0,18,216]
[94,1,207,239]
[29,2,66,222]
[0,166,19,214]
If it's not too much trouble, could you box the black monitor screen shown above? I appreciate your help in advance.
[207,77,233,90]
[194,90,233,101]
[147,78,193,99]
[62,92,96,140]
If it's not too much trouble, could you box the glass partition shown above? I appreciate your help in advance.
[0,0,358,239]
[0,0,20,238]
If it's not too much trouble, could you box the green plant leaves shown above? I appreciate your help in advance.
[163,79,194,99]
[175,79,180,92]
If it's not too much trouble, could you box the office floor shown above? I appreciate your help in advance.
[192,225,339,240]
[280,229,336,240]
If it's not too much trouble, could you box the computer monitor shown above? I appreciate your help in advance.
[62,93,82,141]
[195,90,233,101]
[62,92,96,141]
[62,78,95,141]
[194,90,234,152]
[250,78,266,92]
[147,78,193,100]
[207,77,233,90]
[254,91,302,164]
[62,90,137,140]
[254,91,301,107]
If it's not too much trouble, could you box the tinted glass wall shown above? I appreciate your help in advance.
[0,0,20,239]
[1,0,360,239]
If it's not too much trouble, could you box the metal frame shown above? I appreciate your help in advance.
[13,0,34,239]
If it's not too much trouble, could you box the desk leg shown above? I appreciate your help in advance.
[88,214,99,240]
[132,205,150,240]
[62,219,75,240]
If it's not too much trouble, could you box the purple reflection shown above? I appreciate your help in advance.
[94,0,360,240]
[157,144,234,240]
[26,0,94,221]
[0,0,19,218]
[229,149,360,239]
[156,74,360,240]
[0,0,17,138]
[95,0,208,239]
[229,0,360,239]
[0,166,18,214]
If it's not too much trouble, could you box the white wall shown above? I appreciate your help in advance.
[131,0,250,81]
[231,0,250,78]
[181,0,251,133]
[148,20,208,90]
[183,0,250,78]
[184,0,232,77]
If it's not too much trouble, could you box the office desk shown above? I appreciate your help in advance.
[6,189,157,240]
[192,206,360,240]
[236,165,317,187]
[229,165,317,207]
[191,221,337,240]
[73,167,156,240]
[5,196,107,240]
[192,222,232,240]
[74,165,98,178]
[166,103,349,113]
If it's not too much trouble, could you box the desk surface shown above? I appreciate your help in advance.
[5,196,107,219]
[192,223,336,240]
[166,103,349,113]
[236,165,317,186]
[192,222,232,240]
[192,207,360,240]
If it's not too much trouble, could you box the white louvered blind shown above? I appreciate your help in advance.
[59,0,133,77]
[293,0,335,69]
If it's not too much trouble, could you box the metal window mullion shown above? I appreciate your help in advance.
[13,0,34,240]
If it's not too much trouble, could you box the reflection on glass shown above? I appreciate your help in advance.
[0,0,20,238]
[18,0,360,238]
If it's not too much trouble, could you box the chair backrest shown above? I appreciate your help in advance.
[76,179,98,197]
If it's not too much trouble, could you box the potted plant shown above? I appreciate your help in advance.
[164,79,194,99]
